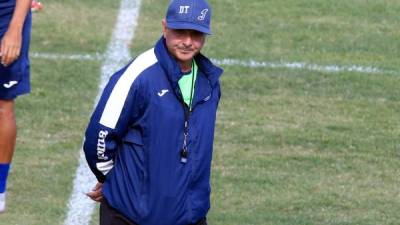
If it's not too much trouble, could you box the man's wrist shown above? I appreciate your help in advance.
[7,21,24,33]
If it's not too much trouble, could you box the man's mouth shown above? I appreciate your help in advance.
[178,48,193,53]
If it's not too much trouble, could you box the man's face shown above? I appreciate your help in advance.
[162,19,206,66]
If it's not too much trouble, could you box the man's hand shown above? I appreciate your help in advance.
[0,0,32,67]
[0,28,22,67]
[86,182,104,202]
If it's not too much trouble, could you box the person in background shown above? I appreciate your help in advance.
[84,0,223,224]
[0,0,32,213]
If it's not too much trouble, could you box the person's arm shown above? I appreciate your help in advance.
[0,0,31,66]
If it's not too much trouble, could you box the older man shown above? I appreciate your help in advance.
[84,0,222,224]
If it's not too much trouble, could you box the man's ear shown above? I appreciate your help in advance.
[162,19,167,38]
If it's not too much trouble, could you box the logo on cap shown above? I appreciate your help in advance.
[166,0,212,34]
[198,9,208,21]
[179,5,190,14]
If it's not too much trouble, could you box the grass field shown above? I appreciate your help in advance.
[1,0,400,224]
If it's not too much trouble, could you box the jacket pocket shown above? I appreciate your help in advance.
[122,129,147,195]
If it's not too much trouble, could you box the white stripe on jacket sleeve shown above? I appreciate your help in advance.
[96,160,114,175]
[100,48,158,129]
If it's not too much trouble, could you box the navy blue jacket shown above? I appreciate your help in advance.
[84,37,223,225]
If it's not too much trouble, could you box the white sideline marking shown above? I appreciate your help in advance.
[210,58,395,74]
[63,0,142,225]
[31,51,396,75]
[30,52,105,61]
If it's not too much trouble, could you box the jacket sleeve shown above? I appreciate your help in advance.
[83,65,144,182]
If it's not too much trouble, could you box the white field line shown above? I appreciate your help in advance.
[211,58,396,75]
[31,51,396,75]
[30,52,105,61]
[63,0,142,225]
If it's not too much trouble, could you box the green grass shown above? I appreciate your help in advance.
[209,67,400,224]
[133,0,399,70]
[207,0,400,70]
[2,0,400,224]
[3,59,100,225]
[30,0,119,53]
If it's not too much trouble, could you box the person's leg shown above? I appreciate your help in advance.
[0,100,17,163]
[0,99,16,213]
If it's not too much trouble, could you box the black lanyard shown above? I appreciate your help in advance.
[180,106,190,163]
[180,61,196,163]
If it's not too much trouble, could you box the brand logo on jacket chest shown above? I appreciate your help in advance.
[158,89,169,97]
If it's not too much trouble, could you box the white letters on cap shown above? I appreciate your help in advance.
[179,5,190,14]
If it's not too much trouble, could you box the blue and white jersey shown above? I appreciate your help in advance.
[84,37,223,225]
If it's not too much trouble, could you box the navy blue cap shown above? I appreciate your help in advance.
[166,0,212,35]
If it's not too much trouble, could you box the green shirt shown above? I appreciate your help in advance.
[178,61,198,110]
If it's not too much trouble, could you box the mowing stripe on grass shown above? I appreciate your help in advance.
[31,51,396,75]
[63,0,142,224]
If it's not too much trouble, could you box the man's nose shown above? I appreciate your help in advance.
[181,33,193,46]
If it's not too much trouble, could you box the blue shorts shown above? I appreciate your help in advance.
[0,10,31,100]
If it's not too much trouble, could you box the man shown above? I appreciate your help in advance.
[0,0,32,213]
[84,0,223,224]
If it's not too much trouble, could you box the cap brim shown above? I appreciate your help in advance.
[166,21,212,35]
